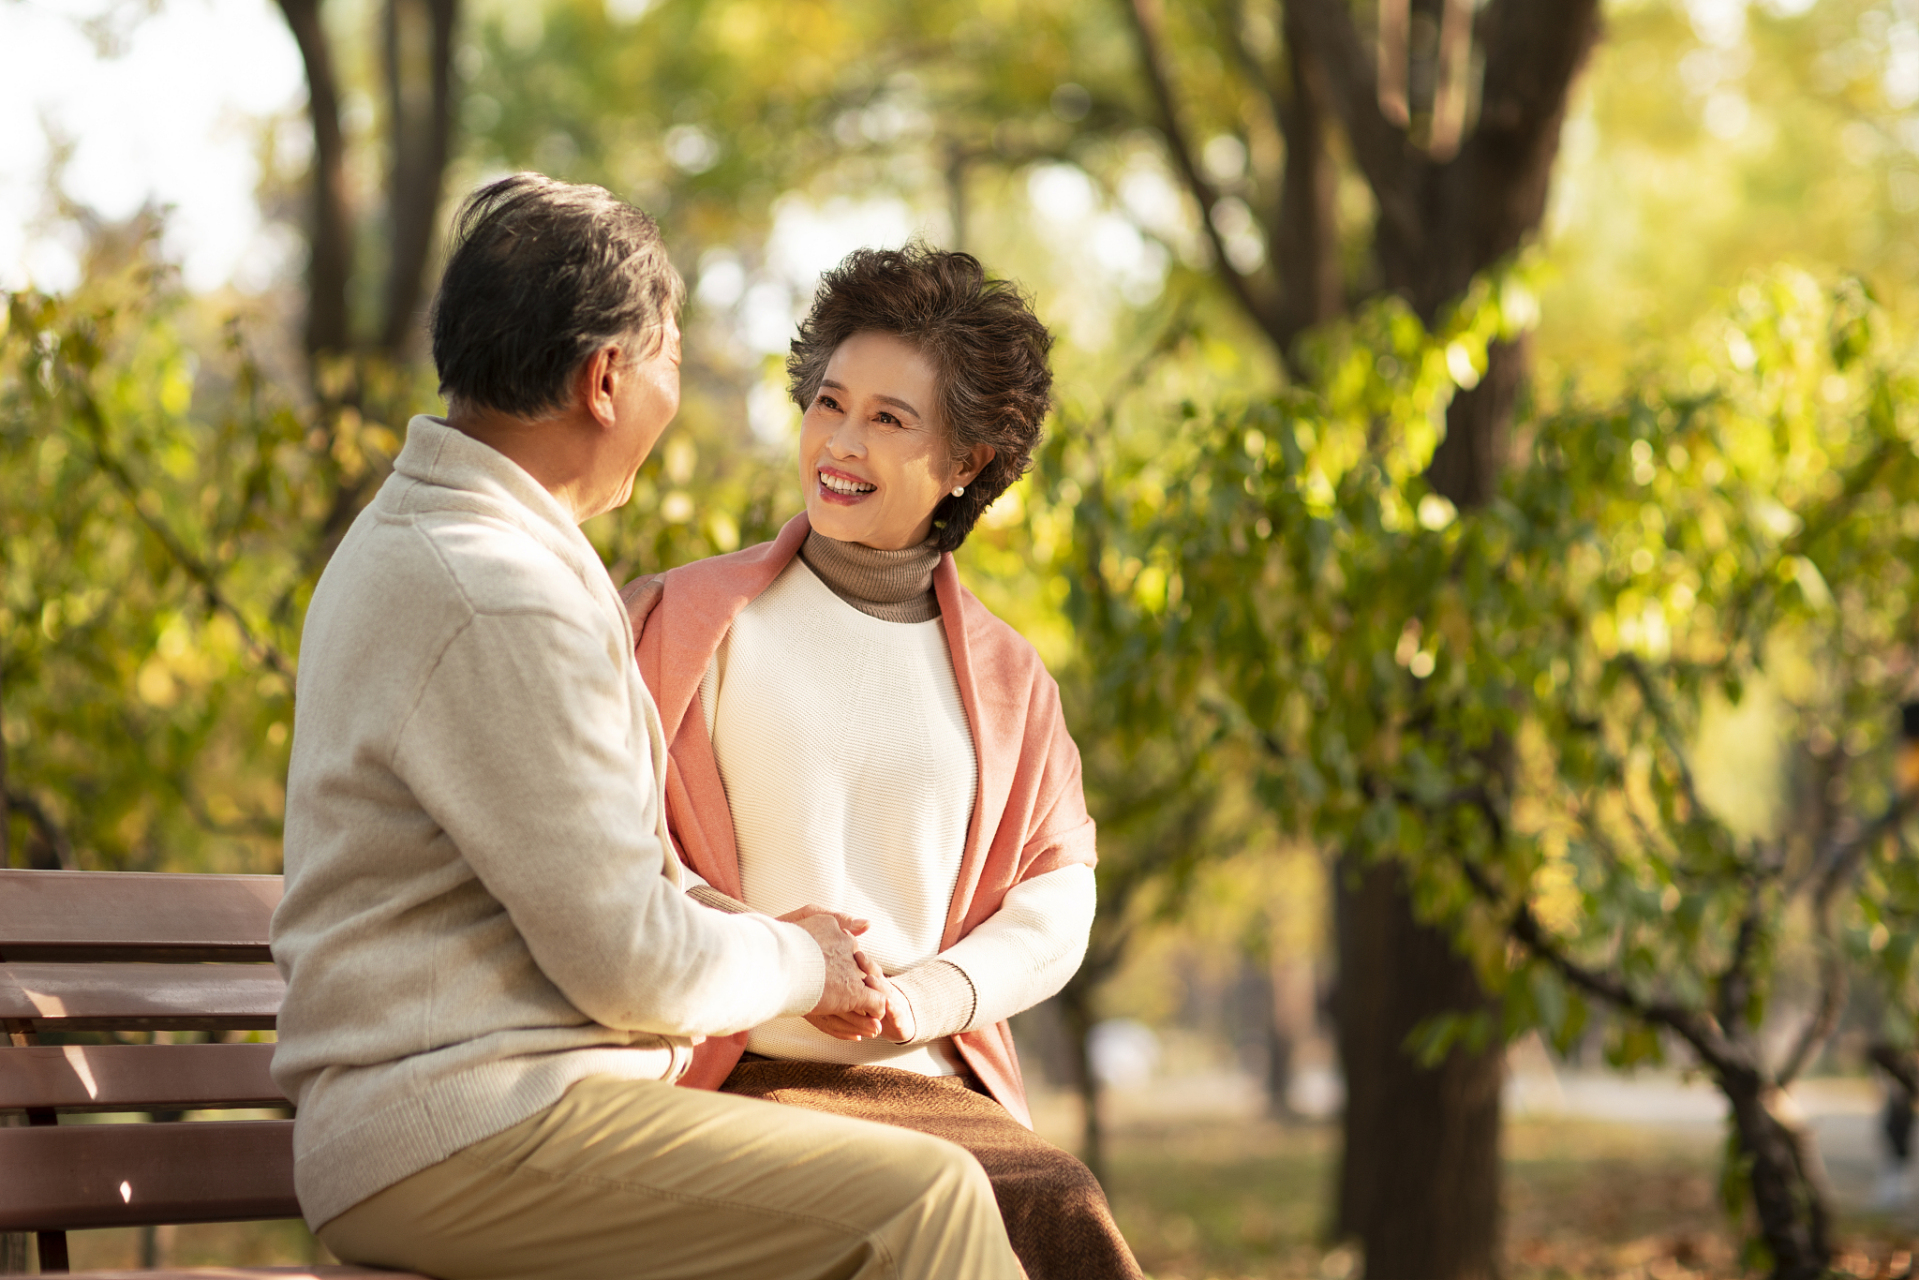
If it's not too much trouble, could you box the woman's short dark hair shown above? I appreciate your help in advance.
[431,173,685,418]
[788,244,1054,552]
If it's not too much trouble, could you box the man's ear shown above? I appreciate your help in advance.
[580,343,623,429]
[955,444,996,489]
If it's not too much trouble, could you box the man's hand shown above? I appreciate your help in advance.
[789,908,886,1038]
[779,905,869,936]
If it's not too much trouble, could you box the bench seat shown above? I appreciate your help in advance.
[1,868,426,1278]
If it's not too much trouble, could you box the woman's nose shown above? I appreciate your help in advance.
[826,423,865,457]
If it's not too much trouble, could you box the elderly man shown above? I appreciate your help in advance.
[270,174,1021,1280]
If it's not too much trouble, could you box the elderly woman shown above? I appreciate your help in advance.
[621,245,1140,1279]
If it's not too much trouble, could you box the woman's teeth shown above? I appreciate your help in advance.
[820,471,876,495]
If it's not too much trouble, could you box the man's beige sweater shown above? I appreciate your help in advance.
[271,416,826,1230]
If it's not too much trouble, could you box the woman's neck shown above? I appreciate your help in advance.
[799,530,941,624]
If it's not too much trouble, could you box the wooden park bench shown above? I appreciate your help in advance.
[0,867,418,1278]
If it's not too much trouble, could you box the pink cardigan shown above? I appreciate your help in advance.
[620,513,1097,1126]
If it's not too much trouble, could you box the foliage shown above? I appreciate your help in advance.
[1540,0,1919,397]
[0,253,321,872]
[1041,263,1919,1267]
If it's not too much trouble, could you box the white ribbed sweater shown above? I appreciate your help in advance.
[704,556,1095,1074]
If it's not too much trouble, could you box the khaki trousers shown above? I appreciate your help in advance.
[318,1075,1023,1280]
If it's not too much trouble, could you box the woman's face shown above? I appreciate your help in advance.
[799,331,989,551]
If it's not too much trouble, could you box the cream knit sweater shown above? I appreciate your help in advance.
[272,416,826,1229]
[698,546,1095,1075]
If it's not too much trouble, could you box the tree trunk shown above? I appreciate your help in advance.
[1267,955,1317,1117]
[1332,278,1523,1280]
[1111,4,1605,1273]
[0,642,10,869]
[379,0,460,357]
[1273,6,1344,344]
[1058,976,1108,1186]
[1329,0,1591,1244]
[275,0,355,361]
[1333,858,1502,1280]
[1426,335,1527,507]
[1721,1068,1833,1280]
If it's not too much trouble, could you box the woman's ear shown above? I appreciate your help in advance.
[955,443,996,489]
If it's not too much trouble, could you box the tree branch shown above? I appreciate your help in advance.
[1120,0,1287,348]
[1617,655,1718,841]
[74,393,297,686]
[1716,867,1768,1035]
[1778,797,1915,1086]
[1722,439,1898,641]
[1273,4,1344,340]
[1215,0,1274,103]
[273,0,355,360]
[1776,914,1847,1090]
[1456,855,1735,1069]
[1279,0,1421,249]
[1869,1041,1919,1098]
[4,791,76,872]
[1398,0,1597,306]
[1355,767,1738,1069]
[1469,0,1602,166]
[1212,0,1344,352]
[1426,0,1473,160]
[1375,0,1408,125]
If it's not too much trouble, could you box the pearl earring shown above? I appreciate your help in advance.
[952,485,966,497]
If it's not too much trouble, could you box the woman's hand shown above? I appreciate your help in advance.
[877,977,917,1044]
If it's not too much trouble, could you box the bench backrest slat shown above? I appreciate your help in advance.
[0,868,279,962]
[0,1043,282,1114]
[0,870,438,1277]
[0,961,283,1033]
[0,1119,298,1231]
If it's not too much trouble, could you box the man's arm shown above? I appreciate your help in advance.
[394,606,864,1037]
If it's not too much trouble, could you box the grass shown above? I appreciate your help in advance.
[64,1218,329,1272]
[1092,1111,1918,1280]
[49,1107,1919,1277]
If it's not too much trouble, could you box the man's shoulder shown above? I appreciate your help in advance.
[342,486,596,624]
[420,509,598,621]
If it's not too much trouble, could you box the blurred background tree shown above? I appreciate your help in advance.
[12,0,1919,1275]
[1051,268,1919,1277]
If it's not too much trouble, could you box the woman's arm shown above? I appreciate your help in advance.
[883,862,1096,1044]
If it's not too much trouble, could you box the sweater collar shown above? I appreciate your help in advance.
[392,415,617,610]
[799,530,941,624]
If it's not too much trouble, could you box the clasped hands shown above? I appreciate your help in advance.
[785,906,915,1043]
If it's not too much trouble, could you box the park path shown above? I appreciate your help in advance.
[1031,1038,1911,1223]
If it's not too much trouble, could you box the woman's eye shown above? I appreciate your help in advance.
[816,394,840,412]
[876,412,900,426]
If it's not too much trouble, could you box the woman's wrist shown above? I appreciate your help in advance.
[886,960,978,1043]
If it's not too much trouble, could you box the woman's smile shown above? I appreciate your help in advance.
[816,465,878,502]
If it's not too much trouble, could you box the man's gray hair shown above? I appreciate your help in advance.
[430,173,685,417]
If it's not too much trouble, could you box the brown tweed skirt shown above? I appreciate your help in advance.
[721,1058,1143,1280]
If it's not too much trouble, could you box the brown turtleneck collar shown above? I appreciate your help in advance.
[799,530,941,624]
